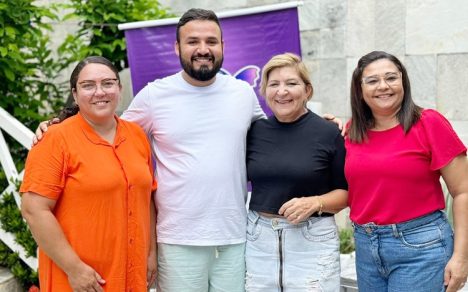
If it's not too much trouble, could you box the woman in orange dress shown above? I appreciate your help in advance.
[20,56,157,292]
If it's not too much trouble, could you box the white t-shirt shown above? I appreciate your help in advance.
[122,72,265,245]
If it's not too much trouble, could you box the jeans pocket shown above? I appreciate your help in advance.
[399,222,442,248]
[301,219,337,242]
[246,217,261,241]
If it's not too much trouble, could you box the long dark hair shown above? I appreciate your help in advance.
[56,56,120,121]
[348,51,422,143]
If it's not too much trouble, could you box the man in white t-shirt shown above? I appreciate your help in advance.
[122,8,264,292]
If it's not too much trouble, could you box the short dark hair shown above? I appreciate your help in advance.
[58,56,120,121]
[176,8,221,42]
[348,51,422,143]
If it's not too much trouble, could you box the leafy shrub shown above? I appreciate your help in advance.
[0,0,67,130]
[339,228,355,254]
[59,0,173,70]
[0,190,39,289]
[0,0,67,193]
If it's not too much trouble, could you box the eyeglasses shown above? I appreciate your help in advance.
[77,78,119,95]
[361,72,401,88]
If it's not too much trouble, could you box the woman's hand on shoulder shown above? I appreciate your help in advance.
[32,118,60,146]
[322,113,346,136]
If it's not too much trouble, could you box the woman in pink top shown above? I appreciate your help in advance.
[345,51,468,292]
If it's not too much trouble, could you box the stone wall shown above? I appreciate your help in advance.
[36,0,468,144]
[159,0,468,145]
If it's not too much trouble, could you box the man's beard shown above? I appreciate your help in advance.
[180,53,224,82]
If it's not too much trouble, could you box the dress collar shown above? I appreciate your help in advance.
[76,112,126,146]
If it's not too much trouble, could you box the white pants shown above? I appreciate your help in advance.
[157,242,246,292]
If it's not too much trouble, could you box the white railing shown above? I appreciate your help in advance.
[0,107,38,270]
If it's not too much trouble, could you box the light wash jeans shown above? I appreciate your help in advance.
[157,242,246,292]
[245,210,340,292]
[353,211,454,292]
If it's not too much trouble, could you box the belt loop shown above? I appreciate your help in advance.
[250,210,260,224]
[391,224,399,238]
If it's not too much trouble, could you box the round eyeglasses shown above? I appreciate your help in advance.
[361,72,401,89]
[78,78,119,95]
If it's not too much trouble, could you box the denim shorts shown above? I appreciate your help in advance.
[245,210,340,292]
[353,211,454,292]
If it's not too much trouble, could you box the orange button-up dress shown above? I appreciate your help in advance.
[20,113,157,292]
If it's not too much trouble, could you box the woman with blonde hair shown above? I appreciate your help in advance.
[246,53,348,291]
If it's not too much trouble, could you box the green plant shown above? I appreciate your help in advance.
[339,228,355,254]
[0,190,38,289]
[1,1,66,288]
[58,0,174,71]
[0,0,67,191]
[0,190,37,258]
[0,0,67,127]
[0,241,38,289]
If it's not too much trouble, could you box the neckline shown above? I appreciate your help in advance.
[177,71,224,91]
[76,112,125,146]
[272,110,311,126]
[368,123,401,133]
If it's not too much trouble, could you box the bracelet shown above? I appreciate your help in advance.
[316,196,323,216]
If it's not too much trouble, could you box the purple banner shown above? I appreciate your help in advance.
[124,7,301,116]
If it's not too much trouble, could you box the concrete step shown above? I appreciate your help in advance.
[0,267,22,292]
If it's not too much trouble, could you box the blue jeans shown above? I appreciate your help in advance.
[157,243,246,292]
[353,211,454,292]
[246,210,340,292]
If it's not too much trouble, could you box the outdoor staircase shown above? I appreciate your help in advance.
[0,107,37,292]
